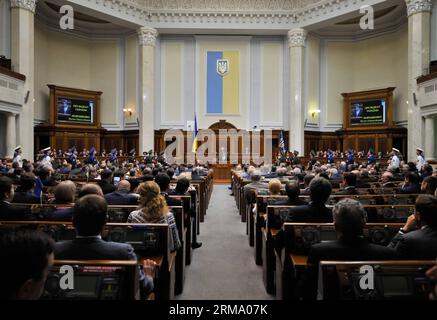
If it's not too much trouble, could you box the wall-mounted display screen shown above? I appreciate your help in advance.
[350,99,386,125]
[57,97,94,124]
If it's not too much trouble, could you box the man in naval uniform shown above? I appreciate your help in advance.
[390,148,400,171]
[416,147,426,172]
[12,146,23,168]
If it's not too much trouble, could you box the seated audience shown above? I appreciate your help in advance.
[154,173,181,206]
[128,181,181,252]
[303,199,396,299]
[54,195,155,296]
[169,177,191,196]
[78,183,104,198]
[0,229,54,300]
[281,177,333,223]
[97,169,116,195]
[336,172,361,195]
[0,176,34,221]
[399,172,421,194]
[274,181,307,206]
[300,174,315,195]
[268,179,282,196]
[388,194,437,259]
[104,180,139,205]
[46,181,76,221]
[12,174,40,204]
[421,176,437,195]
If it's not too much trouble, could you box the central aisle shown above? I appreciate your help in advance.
[177,185,274,300]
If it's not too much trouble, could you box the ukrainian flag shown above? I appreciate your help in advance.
[192,112,198,153]
[207,51,239,114]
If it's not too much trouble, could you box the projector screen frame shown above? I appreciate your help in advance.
[48,84,102,129]
[341,87,395,131]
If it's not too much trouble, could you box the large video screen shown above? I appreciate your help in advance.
[57,97,94,124]
[350,99,386,125]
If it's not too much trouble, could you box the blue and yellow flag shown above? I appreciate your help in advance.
[192,112,198,153]
[279,131,286,155]
[207,51,239,114]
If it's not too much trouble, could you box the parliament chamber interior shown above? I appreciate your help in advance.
[1,0,437,306]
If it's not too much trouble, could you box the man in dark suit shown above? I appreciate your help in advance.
[97,169,116,195]
[388,194,437,259]
[303,199,397,299]
[54,195,155,295]
[274,181,307,206]
[281,177,333,223]
[335,172,361,195]
[12,174,40,204]
[46,181,76,221]
[0,176,34,221]
[104,180,139,205]
[155,173,182,207]
[399,172,421,194]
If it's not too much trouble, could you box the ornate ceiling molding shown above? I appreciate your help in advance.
[61,0,388,30]
[405,0,432,17]
[137,26,158,46]
[10,0,37,13]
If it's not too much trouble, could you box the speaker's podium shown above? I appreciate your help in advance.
[34,85,105,154]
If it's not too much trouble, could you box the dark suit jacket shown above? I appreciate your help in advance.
[274,198,307,206]
[335,186,361,195]
[388,226,437,259]
[162,192,182,207]
[0,200,35,221]
[98,180,116,195]
[398,183,421,194]
[282,203,333,223]
[55,237,136,260]
[304,237,397,299]
[46,207,75,221]
[12,191,40,204]
[105,190,139,205]
[54,237,153,294]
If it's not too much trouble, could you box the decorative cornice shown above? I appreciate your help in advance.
[405,0,432,17]
[288,28,307,47]
[137,27,158,46]
[10,0,37,13]
[61,0,384,30]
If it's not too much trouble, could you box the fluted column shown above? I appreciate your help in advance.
[137,27,158,153]
[424,116,435,160]
[10,0,36,161]
[288,28,307,155]
[405,0,432,161]
[5,112,17,158]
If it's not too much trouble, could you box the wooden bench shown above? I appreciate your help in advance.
[0,221,175,300]
[319,260,436,300]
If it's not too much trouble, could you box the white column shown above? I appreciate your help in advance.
[424,116,435,160]
[5,112,16,158]
[288,28,307,155]
[406,0,432,161]
[137,27,158,154]
[10,0,35,161]
[431,0,437,61]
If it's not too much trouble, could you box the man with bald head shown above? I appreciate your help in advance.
[104,179,139,205]
[78,183,103,198]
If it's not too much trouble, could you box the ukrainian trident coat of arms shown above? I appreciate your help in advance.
[216,59,229,76]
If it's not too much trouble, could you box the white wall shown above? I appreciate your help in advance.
[34,23,121,129]
[318,27,408,130]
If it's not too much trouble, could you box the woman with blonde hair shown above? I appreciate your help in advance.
[268,179,282,196]
[127,181,181,252]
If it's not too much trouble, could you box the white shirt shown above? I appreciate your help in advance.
[391,155,400,169]
[416,154,425,171]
